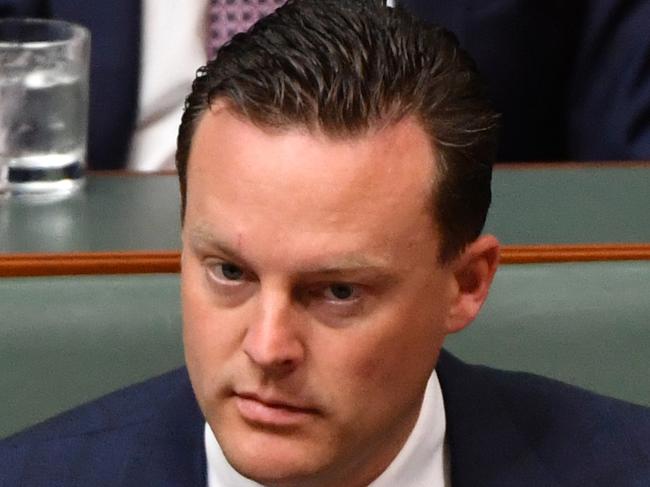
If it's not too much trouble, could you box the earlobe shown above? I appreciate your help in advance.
[446,234,500,334]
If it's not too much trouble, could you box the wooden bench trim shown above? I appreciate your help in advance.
[2,243,650,276]
[500,243,650,264]
[0,251,180,277]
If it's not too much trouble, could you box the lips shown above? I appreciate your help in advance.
[235,392,319,427]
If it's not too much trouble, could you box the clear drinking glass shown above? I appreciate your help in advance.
[0,18,90,198]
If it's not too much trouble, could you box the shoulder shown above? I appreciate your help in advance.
[481,361,650,429]
[437,350,650,484]
[0,368,203,484]
[487,363,650,434]
[488,366,650,481]
[2,368,193,444]
[438,349,650,429]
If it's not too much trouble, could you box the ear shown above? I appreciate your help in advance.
[445,234,500,334]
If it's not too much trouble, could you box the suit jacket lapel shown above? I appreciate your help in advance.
[437,350,560,486]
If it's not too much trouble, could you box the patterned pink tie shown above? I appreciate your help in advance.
[207,0,286,58]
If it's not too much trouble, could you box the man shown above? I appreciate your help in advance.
[1,1,649,485]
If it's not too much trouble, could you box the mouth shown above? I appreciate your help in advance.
[234,392,319,427]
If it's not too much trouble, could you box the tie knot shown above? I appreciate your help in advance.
[207,0,286,59]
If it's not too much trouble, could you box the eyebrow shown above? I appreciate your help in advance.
[299,258,390,276]
[186,225,395,279]
[187,226,245,262]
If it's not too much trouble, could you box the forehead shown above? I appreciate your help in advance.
[188,108,436,196]
[184,108,440,260]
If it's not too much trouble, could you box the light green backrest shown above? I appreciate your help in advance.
[2,261,649,438]
[446,261,650,406]
[1,275,184,439]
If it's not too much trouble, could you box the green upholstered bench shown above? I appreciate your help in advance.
[445,261,650,407]
[2,261,649,438]
[1,274,184,439]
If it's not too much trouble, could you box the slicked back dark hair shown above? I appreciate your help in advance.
[177,0,499,263]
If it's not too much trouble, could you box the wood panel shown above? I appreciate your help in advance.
[2,243,650,276]
[0,251,180,277]
[501,243,650,264]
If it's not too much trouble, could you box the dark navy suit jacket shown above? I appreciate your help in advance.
[2,0,650,167]
[2,350,650,486]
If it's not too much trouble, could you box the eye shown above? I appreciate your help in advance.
[220,263,244,281]
[306,282,365,321]
[207,261,246,284]
[323,283,359,301]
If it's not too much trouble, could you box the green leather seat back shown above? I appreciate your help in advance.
[2,261,649,438]
[1,274,184,438]
[446,261,650,407]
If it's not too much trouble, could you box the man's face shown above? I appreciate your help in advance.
[181,108,459,486]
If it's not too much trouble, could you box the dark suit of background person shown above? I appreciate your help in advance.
[1,350,649,486]
[399,0,650,161]
[3,0,650,169]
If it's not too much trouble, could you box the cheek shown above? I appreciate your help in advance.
[338,300,447,400]
[348,331,437,389]
[181,268,210,355]
[183,298,240,367]
[182,256,235,346]
[182,282,213,392]
[181,266,237,397]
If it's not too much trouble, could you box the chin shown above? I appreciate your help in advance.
[218,426,335,487]
[230,458,315,487]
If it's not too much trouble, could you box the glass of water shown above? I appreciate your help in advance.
[0,18,89,198]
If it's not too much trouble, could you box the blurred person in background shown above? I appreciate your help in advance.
[0,0,285,171]
[400,0,650,162]
[2,0,649,170]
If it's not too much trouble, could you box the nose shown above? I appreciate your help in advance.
[243,289,305,374]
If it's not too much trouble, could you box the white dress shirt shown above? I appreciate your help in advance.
[127,0,209,171]
[205,370,450,487]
